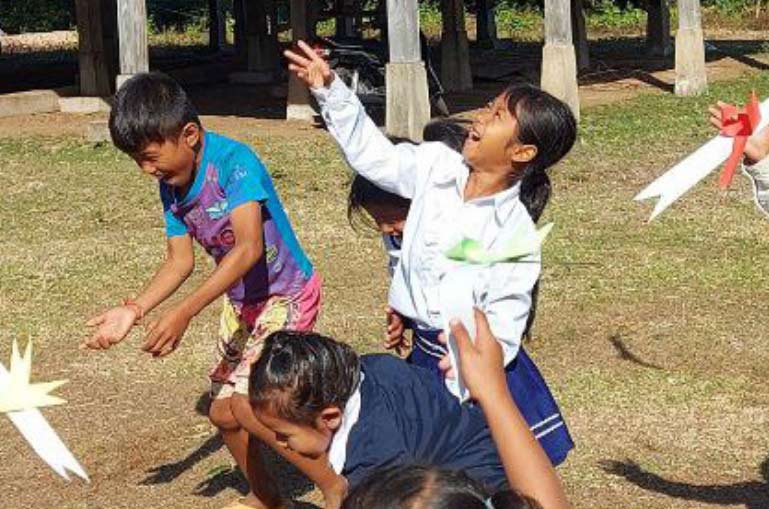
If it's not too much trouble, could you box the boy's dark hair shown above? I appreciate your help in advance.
[249,330,361,425]
[109,72,201,155]
[505,84,577,340]
[343,465,541,509]
[423,119,468,153]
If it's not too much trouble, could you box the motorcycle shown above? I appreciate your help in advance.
[313,34,451,120]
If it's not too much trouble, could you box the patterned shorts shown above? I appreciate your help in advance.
[209,273,321,399]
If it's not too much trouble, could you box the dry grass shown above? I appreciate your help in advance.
[2,72,769,509]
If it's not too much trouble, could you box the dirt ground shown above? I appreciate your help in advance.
[2,31,769,509]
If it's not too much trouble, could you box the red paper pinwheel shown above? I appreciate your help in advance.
[719,91,761,189]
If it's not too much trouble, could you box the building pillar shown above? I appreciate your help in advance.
[286,0,315,120]
[75,0,112,96]
[571,0,589,70]
[208,0,226,52]
[476,0,497,48]
[675,0,707,96]
[646,0,672,56]
[440,0,473,92]
[116,0,149,90]
[386,0,430,140]
[231,0,280,84]
[540,0,579,120]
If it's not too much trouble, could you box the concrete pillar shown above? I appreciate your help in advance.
[231,0,280,84]
[541,0,579,119]
[286,0,315,120]
[675,0,707,96]
[386,0,430,141]
[208,0,226,52]
[646,0,672,56]
[476,0,497,47]
[101,0,119,88]
[234,0,247,61]
[335,0,361,38]
[75,0,112,96]
[116,0,149,90]
[440,0,473,92]
[571,0,589,70]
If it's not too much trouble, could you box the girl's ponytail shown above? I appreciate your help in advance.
[505,84,577,339]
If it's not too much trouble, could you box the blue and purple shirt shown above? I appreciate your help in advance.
[160,131,313,310]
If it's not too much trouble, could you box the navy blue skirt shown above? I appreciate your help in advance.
[408,328,574,466]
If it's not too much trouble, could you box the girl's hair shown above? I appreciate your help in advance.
[343,465,541,509]
[249,330,361,425]
[505,84,577,339]
[505,83,576,223]
[347,175,411,231]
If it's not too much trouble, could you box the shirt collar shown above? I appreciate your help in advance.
[328,372,365,474]
[442,163,522,226]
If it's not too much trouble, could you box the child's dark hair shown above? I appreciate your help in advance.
[347,175,411,231]
[109,72,201,155]
[249,330,361,425]
[423,119,468,153]
[347,122,467,231]
[343,465,541,509]
[505,84,576,339]
[504,83,576,223]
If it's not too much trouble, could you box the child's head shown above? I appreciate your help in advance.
[343,465,541,509]
[109,72,202,188]
[463,84,577,222]
[348,175,411,236]
[249,330,361,458]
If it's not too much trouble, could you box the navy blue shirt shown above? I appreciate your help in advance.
[341,354,507,490]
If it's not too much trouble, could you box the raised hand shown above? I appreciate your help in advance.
[709,101,769,164]
[84,306,138,350]
[284,40,334,89]
[448,308,508,406]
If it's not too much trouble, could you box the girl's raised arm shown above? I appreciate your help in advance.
[285,41,425,200]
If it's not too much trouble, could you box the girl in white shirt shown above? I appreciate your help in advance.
[285,42,576,464]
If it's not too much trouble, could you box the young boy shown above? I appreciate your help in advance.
[84,72,343,509]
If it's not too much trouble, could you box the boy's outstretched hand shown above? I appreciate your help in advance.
[709,101,769,164]
[284,40,333,89]
[449,308,508,406]
[84,306,138,350]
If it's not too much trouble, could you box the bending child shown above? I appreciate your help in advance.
[83,72,344,509]
[286,42,576,464]
[248,308,569,509]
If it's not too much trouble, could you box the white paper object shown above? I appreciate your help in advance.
[0,343,89,482]
[635,98,769,221]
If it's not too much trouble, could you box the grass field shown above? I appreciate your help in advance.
[2,71,769,509]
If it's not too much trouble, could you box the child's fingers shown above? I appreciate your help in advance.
[297,40,322,62]
[86,313,105,327]
[438,354,452,372]
[284,49,312,69]
[437,331,447,345]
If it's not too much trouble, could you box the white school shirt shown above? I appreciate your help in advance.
[382,234,402,277]
[312,76,541,367]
